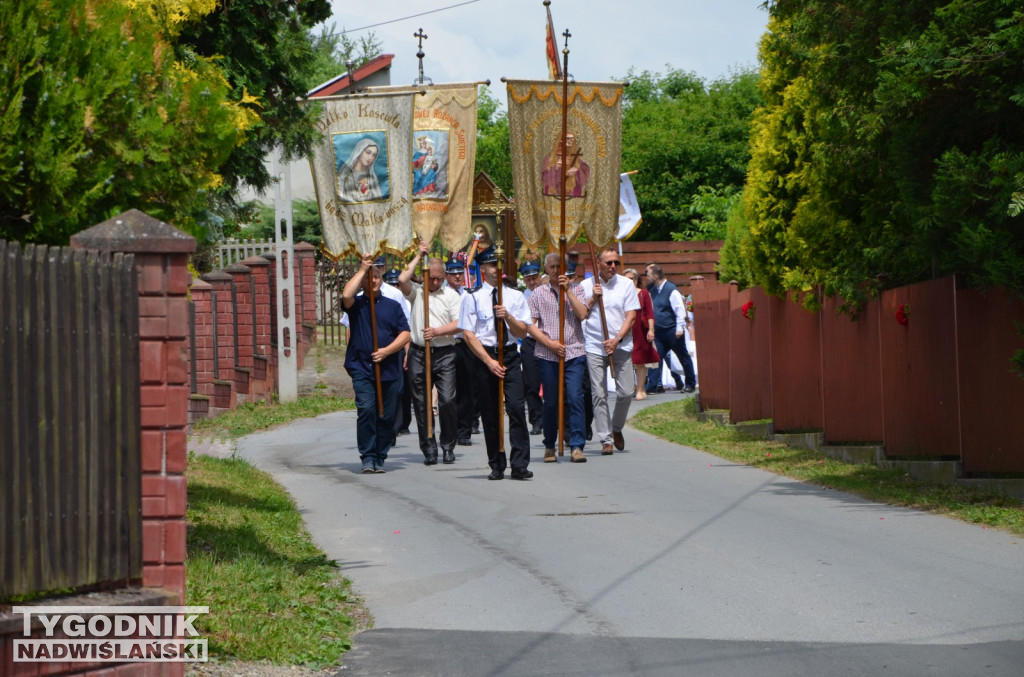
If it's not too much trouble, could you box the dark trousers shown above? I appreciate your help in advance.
[475,344,530,473]
[652,329,696,389]
[409,343,457,458]
[520,336,543,426]
[349,369,402,465]
[540,356,587,449]
[393,349,413,434]
[454,340,478,439]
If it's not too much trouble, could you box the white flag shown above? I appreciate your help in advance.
[617,172,642,241]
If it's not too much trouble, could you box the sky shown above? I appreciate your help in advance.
[326,0,770,89]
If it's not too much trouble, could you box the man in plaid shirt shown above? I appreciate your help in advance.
[527,252,591,464]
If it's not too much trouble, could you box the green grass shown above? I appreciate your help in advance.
[190,395,354,439]
[632,398,1024,536]
[186,454,368,667]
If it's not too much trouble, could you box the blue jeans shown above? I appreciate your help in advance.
[539,355,587,450]
[349,369,402,467]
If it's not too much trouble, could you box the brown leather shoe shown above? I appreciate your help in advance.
[601,444,614,455]
[613,431,625,451]
[544,448,557,463]
[570,448,587,463]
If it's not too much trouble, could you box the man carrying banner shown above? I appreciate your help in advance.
[580,248,639,455]
[528,252,590,464]
[398,241,462,465]
[342,255,411,473]
[457,249,533,480]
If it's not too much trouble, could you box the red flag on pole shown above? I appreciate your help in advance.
[545,2,563,81]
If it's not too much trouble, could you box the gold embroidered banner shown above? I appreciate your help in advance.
[308,93,416,260]
[370,84,479,252]
[506,80,623,248]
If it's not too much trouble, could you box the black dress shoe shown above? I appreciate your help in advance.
[442,450,455,464]
[487,469,504,480]
[682,386,696,393]
[530,423,543,436]
[471,424,481,435]
[510,468,533,480]
[457,437,472,446]
[423,455,438,466]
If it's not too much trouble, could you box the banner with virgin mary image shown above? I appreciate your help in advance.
[369,84,479,252]
[506,80,623,248]
[308,93,416,259]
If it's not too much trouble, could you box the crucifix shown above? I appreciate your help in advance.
[414,28,432,86]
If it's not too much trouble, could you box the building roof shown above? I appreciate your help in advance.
[308,54,395,98]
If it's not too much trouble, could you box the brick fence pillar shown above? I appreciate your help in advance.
[294,242,317,368]
[200,270,237,411]
[70,209,194,615]
[225,264,253,401]
[243,256,273,400]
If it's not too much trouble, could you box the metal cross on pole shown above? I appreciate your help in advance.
[414,28,433,86]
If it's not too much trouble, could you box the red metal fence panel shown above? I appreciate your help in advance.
[691,279,731,411]
[879,277,961,458]
[955,284,1024,474]
[820,296,884,443]
[770,293,824,432]
[729,286,773,423]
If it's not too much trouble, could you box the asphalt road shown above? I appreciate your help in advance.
[230,395,1024,676]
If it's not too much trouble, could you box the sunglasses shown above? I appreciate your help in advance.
[604,260,621,266]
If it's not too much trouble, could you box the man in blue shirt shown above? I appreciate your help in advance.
[343,254,411,473]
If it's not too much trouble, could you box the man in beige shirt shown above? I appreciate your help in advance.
[399,241,464,465]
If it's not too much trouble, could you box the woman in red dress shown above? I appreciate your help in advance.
[624,269,659,399]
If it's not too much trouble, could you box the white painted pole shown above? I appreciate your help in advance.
[273,148,299,402]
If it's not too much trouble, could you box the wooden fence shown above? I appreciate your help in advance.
[691,275,1024,475]
[1,241,142,599]
[620,240,722,292]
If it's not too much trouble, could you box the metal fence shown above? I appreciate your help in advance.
[1,242,142,599]
[214,238,275,269]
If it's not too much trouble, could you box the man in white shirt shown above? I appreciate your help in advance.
[399,241,463,465]
[580,248,639,454]
[519,261,543,435]
[457,250,533,480]
[378,259,413,437]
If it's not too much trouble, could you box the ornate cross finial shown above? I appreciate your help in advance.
[562,28,571,53]
[414,28,433,85]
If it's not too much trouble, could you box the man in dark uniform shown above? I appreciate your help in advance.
[457,250,533,480]
[445,258,478,446]
[519,261,543,435]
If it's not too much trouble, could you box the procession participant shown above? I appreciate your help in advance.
[399,241,462,465]
[527,253,590,464]
[381,263,413,437]
[623,269,660,400]
[580,248,640,455]
[457,249,533,480]
[342,254,410,473]
[645,263,697,393]
[519,261,544,435]
[445,258,479,445]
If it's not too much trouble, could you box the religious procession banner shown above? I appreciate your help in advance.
[369,84,479,252]
[308,93,416,259]
[506,80,623,248]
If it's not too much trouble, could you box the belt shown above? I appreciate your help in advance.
[411,342,455,351]
[483,344,518,356]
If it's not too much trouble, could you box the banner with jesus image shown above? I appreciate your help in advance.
[308,93,416,260]
[506,80,623,248]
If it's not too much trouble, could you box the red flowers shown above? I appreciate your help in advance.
[741,301,756,320]
[895,303,909,325]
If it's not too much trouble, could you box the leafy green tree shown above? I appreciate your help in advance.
[620,67,762,241]
[306,24,384,92]
[738,0,1024,305]
[0,0,248,244]
[175,0,333,198]
[475,85,513,195]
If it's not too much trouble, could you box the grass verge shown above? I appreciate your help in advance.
[186,453,369,667]
[191,395,354,439]
[632,398,1024,536]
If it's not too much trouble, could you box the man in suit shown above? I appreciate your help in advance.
[645,263,697,393]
